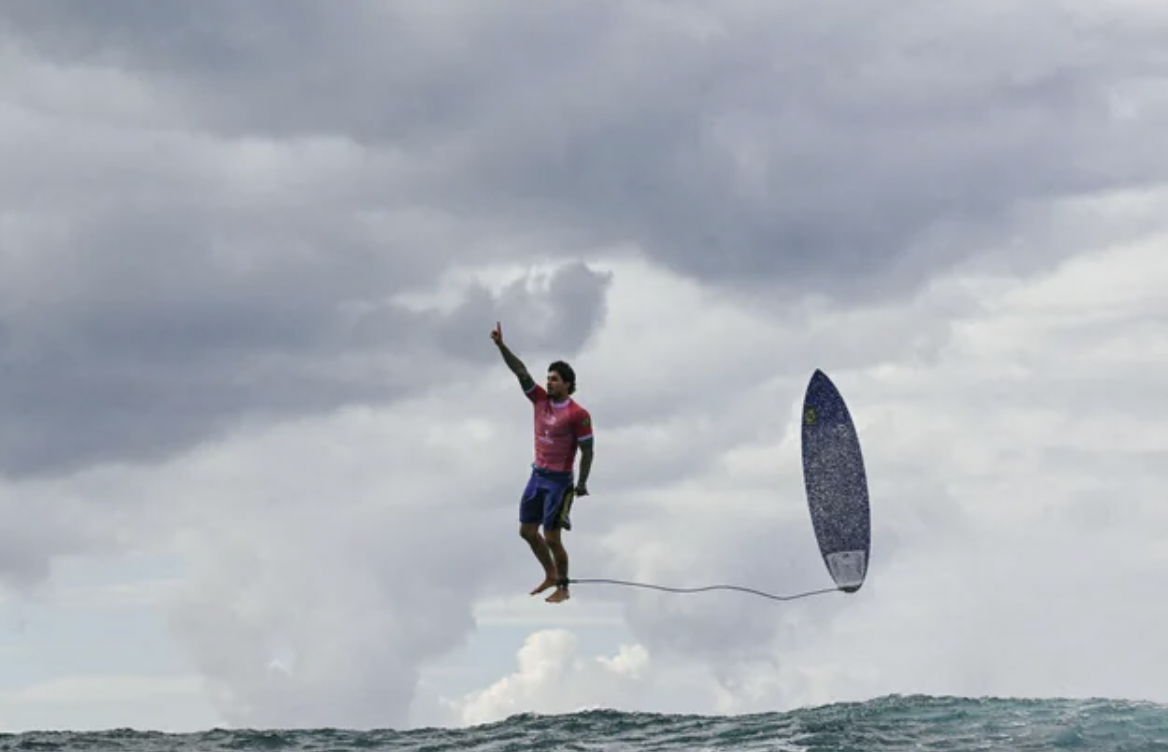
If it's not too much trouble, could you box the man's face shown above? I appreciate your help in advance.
[546,371,568,399]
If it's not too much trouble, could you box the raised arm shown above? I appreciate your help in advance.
[490,321,535,392]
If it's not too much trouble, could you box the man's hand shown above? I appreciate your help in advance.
[575,482,589,497]
[493,321,533,388]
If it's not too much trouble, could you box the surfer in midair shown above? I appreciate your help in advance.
[491,321,593,604]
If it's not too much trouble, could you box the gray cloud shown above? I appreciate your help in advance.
[3,0,1165,480]
[0,258,608,479]
[5,3,1158,261]
[432,262,614,363]
[0,107,609,480]
[7,1,1161,298]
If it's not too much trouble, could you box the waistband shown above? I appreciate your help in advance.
[531,463,574,479]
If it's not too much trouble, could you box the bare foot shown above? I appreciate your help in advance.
[530,576,558,596]
[545,587,570,604]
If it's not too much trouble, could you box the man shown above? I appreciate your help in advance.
[490,321,593,604]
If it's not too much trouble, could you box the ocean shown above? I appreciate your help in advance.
[2,695,1165,751]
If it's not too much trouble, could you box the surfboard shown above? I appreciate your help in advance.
[800,369,871,593]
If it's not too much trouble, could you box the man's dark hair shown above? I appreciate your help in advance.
[548,360,576,395]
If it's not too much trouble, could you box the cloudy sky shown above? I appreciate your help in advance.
[2,0,1168,733]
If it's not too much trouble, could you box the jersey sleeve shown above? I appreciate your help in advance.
[525,382,547,404]
[574,408,593,441]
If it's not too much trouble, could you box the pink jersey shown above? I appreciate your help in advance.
[525,383,593,473]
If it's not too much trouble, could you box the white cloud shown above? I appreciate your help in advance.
[472,595,625,628]
[443,629,658,726]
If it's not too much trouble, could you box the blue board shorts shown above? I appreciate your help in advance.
[519,465,576,531]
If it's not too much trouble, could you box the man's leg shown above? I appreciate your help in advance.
[543,526,569,603]
[542,483,575,604]
[519,473,559,595]
[519,522,558,595]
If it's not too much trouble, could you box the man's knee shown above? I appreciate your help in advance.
[519,523,541,542]
[543,528,564,549]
